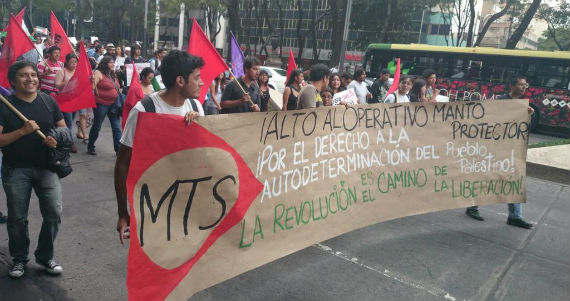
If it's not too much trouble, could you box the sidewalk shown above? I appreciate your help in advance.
[527,144,570,185]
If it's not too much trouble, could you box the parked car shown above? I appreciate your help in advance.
[260,67,287,93]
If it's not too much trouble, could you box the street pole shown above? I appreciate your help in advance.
[418,9,425,44]
[154,0,160,52]
[144,0,149,57]
[338,0,352,73]
[178,3,185,50]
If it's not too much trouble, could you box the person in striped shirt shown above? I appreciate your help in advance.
[37,46,63,94]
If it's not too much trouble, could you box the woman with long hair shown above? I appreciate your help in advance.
[409,78,427,102]
[55,53,80,152]
[139,67,155,96]
[329,73,345,95]
[282,69,303,111]
[206,73,225,115]
[258,69,271,112]
[87,55,122,155]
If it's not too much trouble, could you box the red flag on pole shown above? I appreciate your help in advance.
[54,41,96,112]
[387,58,401,95]
[0,14,35,88]
[50,11,73,63]
[122,64,145,129]
[187,18,228,104]
[286,49,297,83]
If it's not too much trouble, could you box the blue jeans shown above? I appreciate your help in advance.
[62,112,77,134]
[468,203,523,219]
[2,166,62,263]
[88,103,122,152]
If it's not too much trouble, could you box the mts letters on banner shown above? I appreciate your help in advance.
[126,100,530,300]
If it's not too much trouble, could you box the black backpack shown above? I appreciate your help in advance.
[140,96,198,113]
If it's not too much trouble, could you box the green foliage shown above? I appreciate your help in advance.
[538,28,570,51]
[34,0,74,13]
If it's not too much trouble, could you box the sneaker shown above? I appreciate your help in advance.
[465,208,484,221]
[8,261,25,278]
[36,259,63,275]
[507,218,533,229]
[87,149,97,155]
[0,212,7,224]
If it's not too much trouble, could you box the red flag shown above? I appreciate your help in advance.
[286,49,297,83]
[122,64,145,129]
[387,58,401,95]
[0,14,35,88]
[54,41,96,112]
[126,113,263,300]
[50,11,73,63]
[187,18,228,104]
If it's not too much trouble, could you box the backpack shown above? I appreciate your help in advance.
[140,96,198,113]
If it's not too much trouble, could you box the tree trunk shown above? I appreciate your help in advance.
[473,2,511,47]
[466,0,475,47]
[380,0,392,42]
[505,0,542,49]
[226,0,240,61]
[311,0,318,63]
[329,0,344,68]
[296,0,305,63]
[129,0,137,43]
[276,0,284,60]
[75,0,83,39]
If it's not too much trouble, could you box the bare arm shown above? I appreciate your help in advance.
[209,83,221,109]
[114,144,132,244]
[282,87,291,111]
[54,69,66,90]
[92,70,102,92]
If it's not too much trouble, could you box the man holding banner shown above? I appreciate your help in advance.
[220,57,261,114]
[115,50,205,243]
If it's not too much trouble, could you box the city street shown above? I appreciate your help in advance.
[0,125,568,301]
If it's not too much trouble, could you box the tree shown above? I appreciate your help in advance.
[473,1,512,47]
[504,0,541,49]
[538,28,570,51]
[536,0,570,51]
[438,0,472,46]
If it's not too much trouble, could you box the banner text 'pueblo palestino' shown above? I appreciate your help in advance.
[125,100,530,300]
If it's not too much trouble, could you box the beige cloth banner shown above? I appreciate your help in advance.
[127,100,530,300]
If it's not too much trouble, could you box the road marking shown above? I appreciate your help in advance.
[314,243,458,300]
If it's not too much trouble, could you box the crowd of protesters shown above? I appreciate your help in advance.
[0,29,536,282]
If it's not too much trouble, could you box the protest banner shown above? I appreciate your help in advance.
[125,63,150,86]
[333,88,358,105]
[126,100,530,300]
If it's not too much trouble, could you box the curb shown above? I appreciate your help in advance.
[526,162,570,185]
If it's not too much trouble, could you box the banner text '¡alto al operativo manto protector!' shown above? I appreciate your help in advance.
[125,100,530,300]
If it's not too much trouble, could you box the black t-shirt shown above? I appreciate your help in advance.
[0,93,64,168]
[220,77,261,114]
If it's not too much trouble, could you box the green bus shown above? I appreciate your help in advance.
[363,43,570,136]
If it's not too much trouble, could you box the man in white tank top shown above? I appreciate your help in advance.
[114,50,206,244]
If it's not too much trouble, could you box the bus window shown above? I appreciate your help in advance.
[535,63,569,89]
[449,58,468,79]
[467,60,482,80]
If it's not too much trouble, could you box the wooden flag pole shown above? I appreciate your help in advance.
[0,94,47,139]
[227,69,255,106]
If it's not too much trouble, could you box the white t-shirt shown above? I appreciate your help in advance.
[347,80,369,104]
[120,92,205,148]
[384,92,410,103]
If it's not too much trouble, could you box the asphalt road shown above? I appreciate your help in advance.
[0,126,568,301]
